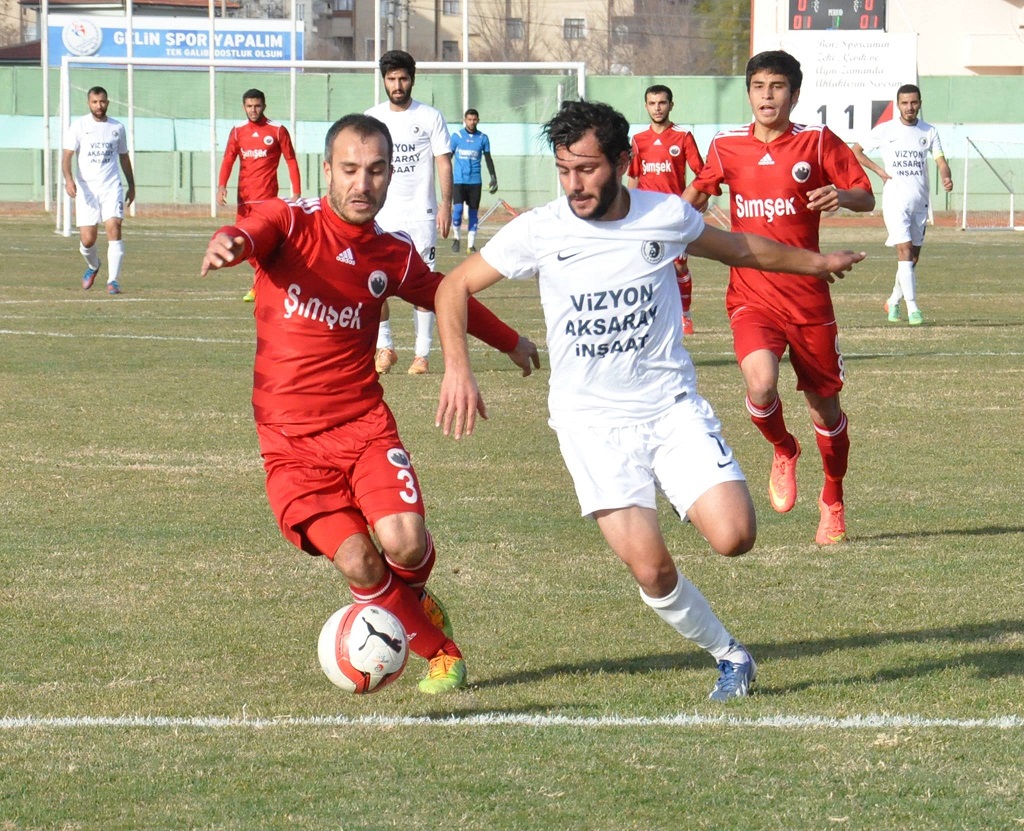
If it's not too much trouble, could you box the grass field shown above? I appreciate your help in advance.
[1,213,1023,830]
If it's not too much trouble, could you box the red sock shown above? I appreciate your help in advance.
[746,395,797,456]
[815,412,849,505]
[350,570,457,659]
[675,259,692,314]
[383,529,435,592]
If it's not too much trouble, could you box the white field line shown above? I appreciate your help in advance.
[1,713,1021,731]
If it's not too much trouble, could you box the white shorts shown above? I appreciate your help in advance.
[391,219,437,269]
[75,180,124,228]
[552,393,746,520]
[883,195,928,247]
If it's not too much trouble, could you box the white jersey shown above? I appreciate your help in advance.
[860,117,945,209]
[365,99,451,230]
[481,190,706,428]
[64,114,127,192]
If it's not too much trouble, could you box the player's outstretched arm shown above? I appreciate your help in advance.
[201,232,247,277]
[688,225,866,283]
[435,253,511,440]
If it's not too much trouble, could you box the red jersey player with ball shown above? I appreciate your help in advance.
[201,114,539,693]
[684,51,874,545]
[628,84,704,335]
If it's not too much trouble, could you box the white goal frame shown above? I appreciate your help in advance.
[959,136,1024,231]
[55,55,586,236]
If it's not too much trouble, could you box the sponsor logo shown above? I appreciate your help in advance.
[641,160,672,175]
[791,161,811,183]
[640,241,665,264]
[336,248,355,265]
[240,148,270,160]
[757,152,774,166]
[282,284,363,330]
[557,249,583,261]
[734,194,797,223]
[368,270,387,297]
[387,448,411,468]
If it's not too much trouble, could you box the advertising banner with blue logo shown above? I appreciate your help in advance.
[48,14,304,67]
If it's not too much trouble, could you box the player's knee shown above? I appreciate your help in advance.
[710,511,757,558]
[332,535,385,584]
[630,559,678,596]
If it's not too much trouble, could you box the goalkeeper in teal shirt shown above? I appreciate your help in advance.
[450,108,497,253]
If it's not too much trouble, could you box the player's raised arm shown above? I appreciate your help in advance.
[687,224,865,283]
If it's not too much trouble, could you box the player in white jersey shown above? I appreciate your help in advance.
[433,100,865,701]
[61,86,135,295]
[852,84,953,326]
[365,50,453,376]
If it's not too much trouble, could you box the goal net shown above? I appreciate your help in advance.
[55,56,585,234]
[959,137,1024,231]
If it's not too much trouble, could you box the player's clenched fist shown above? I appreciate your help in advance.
[201,233,246,276]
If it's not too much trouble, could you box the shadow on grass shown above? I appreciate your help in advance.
[471,618,1024,692]
[856,524,1024,542]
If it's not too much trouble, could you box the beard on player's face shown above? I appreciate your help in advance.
[566,170,621,221]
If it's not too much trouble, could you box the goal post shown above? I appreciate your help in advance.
[959,136,1024,231]
[56,55,586,235]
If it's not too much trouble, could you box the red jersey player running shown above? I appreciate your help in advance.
[201,113,539,694]
[217,88,301,302]
[684,51,874,545]
[628,84,704,335]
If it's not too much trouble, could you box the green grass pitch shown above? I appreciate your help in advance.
[1,213,1022,830]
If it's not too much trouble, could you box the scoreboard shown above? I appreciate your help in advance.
[789,0,886,31]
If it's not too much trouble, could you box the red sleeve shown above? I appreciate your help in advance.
[821,127,872,192]
[279,127,301,194]
[211,200,291,264]
[684,132,704,176]
[218,127,239,188]
[627,136,641,179]
[690,137,724,196]
[397,258,520,354]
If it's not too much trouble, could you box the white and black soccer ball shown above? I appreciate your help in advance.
[317,603,408,694]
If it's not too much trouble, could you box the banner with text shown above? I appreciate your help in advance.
[48,14,304,67]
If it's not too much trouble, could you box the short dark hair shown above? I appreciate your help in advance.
[541,100,631,165]
[896,83,921,100]
[644,84,673,102]
[324,113,393,164]
[87,86,107,98]
[242,88,266,103]
[464,108,479,118]
[379,50,416,82]
[745,50,802,93]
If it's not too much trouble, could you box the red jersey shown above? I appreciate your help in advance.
[628,125,704,195]
[218,116,301,209]
[691,123,871,324]
[220,197,519,435]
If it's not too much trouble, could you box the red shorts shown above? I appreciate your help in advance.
[257,402,425,558]
[730,306,845,398]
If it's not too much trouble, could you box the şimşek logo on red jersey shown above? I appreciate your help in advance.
[282,283,363,330]
[368,270,387,298]
[241,148,270,160]
[734,194,798,223]
[641,160,672,175]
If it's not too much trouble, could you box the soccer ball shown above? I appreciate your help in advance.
[317,604,409,694]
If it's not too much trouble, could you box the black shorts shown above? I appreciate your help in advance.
[454,182,483,210]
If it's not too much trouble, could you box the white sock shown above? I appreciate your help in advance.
[453,226,461,241]
[639,568,734,660]
[468,230,477,248]
[107,239,125,283]
[376,320,393,351]
[896,260,917,312]
[80,242,100,270]
[414,309,434,358]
